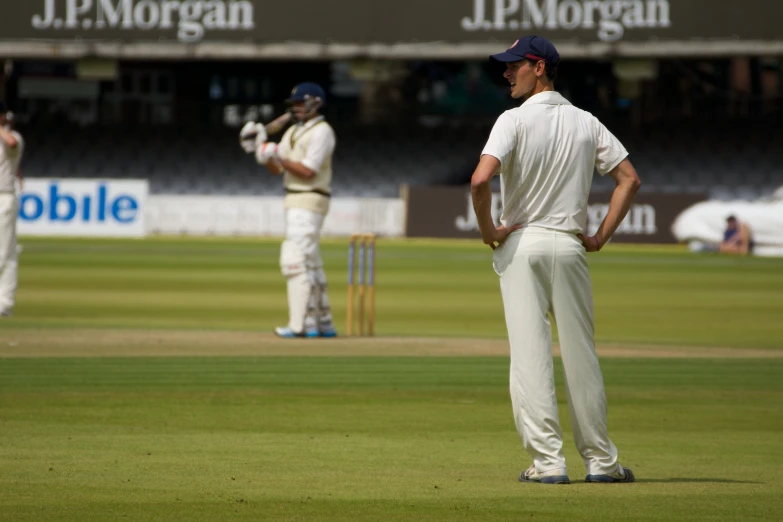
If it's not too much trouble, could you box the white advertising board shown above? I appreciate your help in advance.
[17,178,148,237]
[145,195,406,237]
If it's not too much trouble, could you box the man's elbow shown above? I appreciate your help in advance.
[470,172,491,192]
[621,166,641,193]
[629,174,641,193]
[6,138,18,149]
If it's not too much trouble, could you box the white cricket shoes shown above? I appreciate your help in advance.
[519,465,570,484]
[585,465,635,483]
[274,326,306,338]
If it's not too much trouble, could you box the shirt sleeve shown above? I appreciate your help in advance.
[594,119,628,175]
[481,112,517,172]
[300,124,335,172]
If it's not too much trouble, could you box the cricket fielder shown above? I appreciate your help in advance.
[0,103,24,317]
[470,36,641,484]
[241,83,337,338]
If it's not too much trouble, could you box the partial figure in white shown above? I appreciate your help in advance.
[0,103,24,317]
[239,83,337,338]
[471,36,641,484]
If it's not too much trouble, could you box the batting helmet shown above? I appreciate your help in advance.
[287,82,326,105]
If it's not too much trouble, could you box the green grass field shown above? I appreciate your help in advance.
[1,237,782,521]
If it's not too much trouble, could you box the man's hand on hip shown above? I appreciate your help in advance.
[577,233,602,252]
[483,224,522,250]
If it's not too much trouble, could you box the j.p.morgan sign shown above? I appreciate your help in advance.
[405,186,706,243]
[31,0,255,42]
[462,0,671,42]
[2,0,779,49]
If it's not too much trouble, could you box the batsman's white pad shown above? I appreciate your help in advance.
[305,270,322,330]
[307,267,333,325]
[280,240,306,277]
[286,272,310,333]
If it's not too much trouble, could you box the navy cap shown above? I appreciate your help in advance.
[490,35,560,65]
[287,82,326,103]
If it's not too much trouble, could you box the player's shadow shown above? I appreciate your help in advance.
[635,478,761,484]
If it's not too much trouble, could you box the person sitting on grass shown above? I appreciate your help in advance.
[719,215,753,255]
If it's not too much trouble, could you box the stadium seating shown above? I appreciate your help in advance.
[17,119,782,200]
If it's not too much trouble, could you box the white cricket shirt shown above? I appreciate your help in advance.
[0,130,23,193]
[481,91,628,234]
[278,116,336,215]
[279,116,336,179]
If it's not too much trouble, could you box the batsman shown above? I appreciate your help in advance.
[240,82,337,338]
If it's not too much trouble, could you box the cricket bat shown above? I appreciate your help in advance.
[264,112,292,135]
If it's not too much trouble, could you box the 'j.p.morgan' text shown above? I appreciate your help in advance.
[462,0,671,42]
[31,0,255,43]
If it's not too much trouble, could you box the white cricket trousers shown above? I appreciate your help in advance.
[493,226,618,476]
[282,207,333,332]
[0,193,18,311]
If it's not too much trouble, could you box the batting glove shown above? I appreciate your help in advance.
[239,122,267,154]
[255,142,280,165]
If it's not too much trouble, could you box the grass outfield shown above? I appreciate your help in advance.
[1,237,782,520]
[1,356,782,521]
[6,236,783,347]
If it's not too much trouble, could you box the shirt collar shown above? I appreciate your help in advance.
[521,91,572,107]
[296,115,325,129]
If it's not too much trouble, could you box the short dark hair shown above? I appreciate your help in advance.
[525,59,558,82]
[726,215,737,222]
